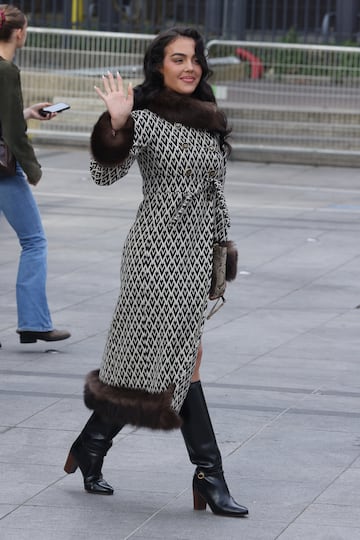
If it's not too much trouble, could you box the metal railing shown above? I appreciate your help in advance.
[208,39,360,160]
[19,28,155,142]
[20,28,360,164]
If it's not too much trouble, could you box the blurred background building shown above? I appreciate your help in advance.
[19,0,360,43]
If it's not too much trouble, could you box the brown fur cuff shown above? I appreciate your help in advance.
[91,112,134,166]
[84,369,182,431]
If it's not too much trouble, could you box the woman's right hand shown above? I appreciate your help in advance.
[94,71,133,132]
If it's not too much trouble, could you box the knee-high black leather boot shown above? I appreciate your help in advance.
[64,412,124,495]
[180,381,248,517]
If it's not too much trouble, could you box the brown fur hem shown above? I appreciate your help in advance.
[84,370,182,431]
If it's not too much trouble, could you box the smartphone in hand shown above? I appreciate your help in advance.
[39,102,70,117]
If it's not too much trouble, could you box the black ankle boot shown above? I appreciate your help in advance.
[64,413,123,495]
[180,381,248,517]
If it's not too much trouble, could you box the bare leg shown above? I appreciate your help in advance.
[191,342,202,382]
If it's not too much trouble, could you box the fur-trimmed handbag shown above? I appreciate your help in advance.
[208,241,238,318]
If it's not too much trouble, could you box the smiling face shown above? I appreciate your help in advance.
[160,36,202,95]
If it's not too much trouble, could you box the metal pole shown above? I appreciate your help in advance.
[222,0,228,38]
[336,0,358,42]
[71,0,84,29]
[205,0,223,38]
[231,0,247,40]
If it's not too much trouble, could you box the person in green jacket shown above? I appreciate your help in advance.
[0,4,70,344]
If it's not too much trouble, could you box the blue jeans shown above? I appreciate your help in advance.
[0,165,53,331]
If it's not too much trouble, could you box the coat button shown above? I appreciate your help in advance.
[185,169,192,177]
[181,142,189,150]
[208,170,216,177]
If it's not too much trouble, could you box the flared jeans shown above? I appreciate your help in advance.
[0,165,53,331]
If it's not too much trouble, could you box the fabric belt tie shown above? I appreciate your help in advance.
[172,179,230,228]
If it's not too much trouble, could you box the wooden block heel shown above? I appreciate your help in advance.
[64,452,78,474]
[193,488,207,511]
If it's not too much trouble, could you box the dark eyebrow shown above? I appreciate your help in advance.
[170,52,197,59]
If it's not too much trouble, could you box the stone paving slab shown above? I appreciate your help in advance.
[1,148,360,539]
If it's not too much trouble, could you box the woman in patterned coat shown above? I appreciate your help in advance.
[64,27,248,518]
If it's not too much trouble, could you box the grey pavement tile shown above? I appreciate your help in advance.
[231,227,317,268]
[291,393,360,416]
[0,394,61,426]
[197,351,256,382]
[0,530,122,540]
[53,313,112,342]
[277,523,360,540]
[127,500,287,540]
[0,350,83,375]
[2,154,360,539]
[271,412,360,435]
[0,425,86,467]
[0,462,63,504]
[28,482,178,512]
[0,372,82,395]
[0,505,17,519]
[0,353,40,371]
[205,408,280,445]
[274,329,360,366]
[233,354,360,390]
[296,502,360,528]
[208,308,339,357]
[204,383,312,412]
[14,398,92,430]
[270,281,360,311]
[315,468,360,507]
[233,477,325,510]
[227,425,359,483]
[0,504,152,538]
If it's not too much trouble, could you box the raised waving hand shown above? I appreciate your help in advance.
[94,71,134,131]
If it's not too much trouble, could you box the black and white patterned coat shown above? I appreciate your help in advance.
[84,90,231,430]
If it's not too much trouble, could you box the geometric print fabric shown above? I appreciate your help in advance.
[90,109,230,412]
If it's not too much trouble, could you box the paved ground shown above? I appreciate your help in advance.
[1,147,360,540]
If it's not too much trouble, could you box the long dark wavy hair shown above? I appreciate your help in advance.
[134,27,214,106]
[133,27,231,153]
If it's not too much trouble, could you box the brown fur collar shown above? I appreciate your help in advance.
[84,369,182,430]
[142,89,227,132]
[91,89,228,167]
